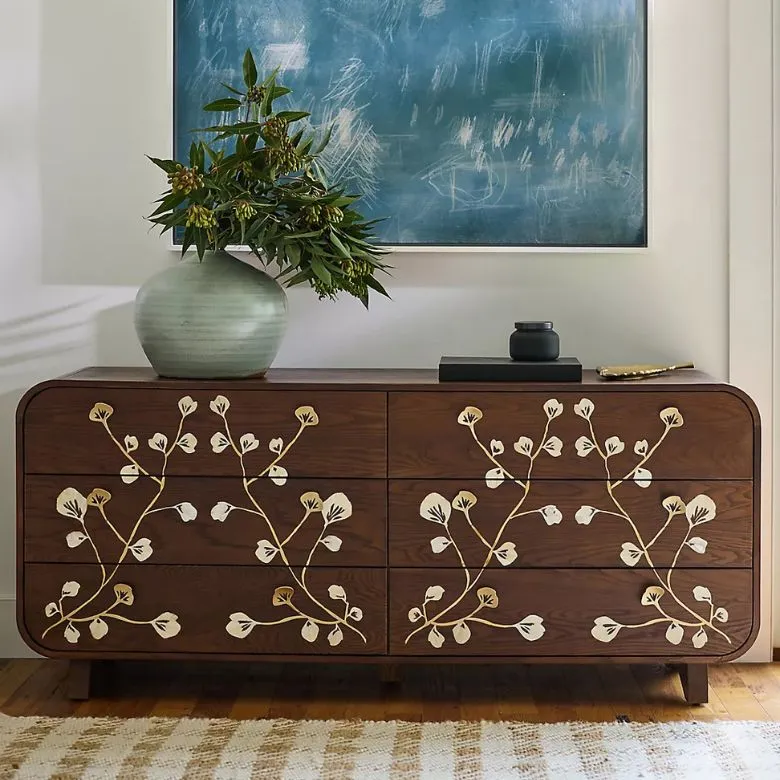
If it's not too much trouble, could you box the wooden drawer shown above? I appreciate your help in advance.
[22,564,386,656]
[389,568,753,658]
[21,387,386,478]
[389,391,755,480]
[389,480,753,568]
[23,477,386,567]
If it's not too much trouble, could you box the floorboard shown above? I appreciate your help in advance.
[1,661,778,722]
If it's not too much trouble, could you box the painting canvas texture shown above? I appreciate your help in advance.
[175,0,647,247]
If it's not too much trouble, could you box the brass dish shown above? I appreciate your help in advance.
[596,362,695,381]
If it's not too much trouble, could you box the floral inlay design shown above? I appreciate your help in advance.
[207,397,367,647]
[572,399,732,650]
[41,397,200,644]
[404,400,567,649]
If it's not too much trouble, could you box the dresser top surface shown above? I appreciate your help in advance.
[45,366,730,391]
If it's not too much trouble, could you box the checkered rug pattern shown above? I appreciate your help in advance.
[1,714,779,779]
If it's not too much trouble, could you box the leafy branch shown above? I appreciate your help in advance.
[146,48,391,308]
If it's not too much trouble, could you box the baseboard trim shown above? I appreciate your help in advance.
[0,597,38,659]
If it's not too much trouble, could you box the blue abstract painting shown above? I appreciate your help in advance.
[175,0,647,247]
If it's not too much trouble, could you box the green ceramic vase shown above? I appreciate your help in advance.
[134,250,288,379]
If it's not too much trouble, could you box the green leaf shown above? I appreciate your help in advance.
[261,66,280,89]
[194,229,207,261]
[148,192,186,218]
[311,124,334,156]
[310,259,332,285]
[194,122,265,135]
[260,86,274,117]
[171,209,190,226]
[243,49,258,89]
[321,258,345,276]
[272,86,291,99]
[203,144,223,165]
[331,195,358,208]
[365,274,391,298]
[297,136,314,156]
[221,82,245,96]
[181,225,195,255]
[311,159,329,187]
[283,269,312,287]
[329,231,352,260]
[203,98,243,112]
[286,242,301,267]
[345,234,383,251]
[147,156,178,175]
[282,230,323,240]
[276,111,310,123]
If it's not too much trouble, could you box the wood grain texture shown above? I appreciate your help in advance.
[388,568,753,658]
[22,565,387,656]
[388,391,755,479]
[389,480,753,568]
[50,366,723,387]
[15,369,760,693]
[24,476,387,567]
[5,659,780,721]
[22,387,386,477]
[1,659,779,722]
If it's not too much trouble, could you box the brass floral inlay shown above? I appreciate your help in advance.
[571,398,732,649]
[41,397,200,644]
[404,399,569,649]
[207,397,367,647]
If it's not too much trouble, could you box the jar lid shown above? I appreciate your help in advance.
[514,321,553,331]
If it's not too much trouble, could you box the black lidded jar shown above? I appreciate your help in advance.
[509,321,560,362]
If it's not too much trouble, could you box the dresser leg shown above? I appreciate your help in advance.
[66,660,93,701]
[678,664,708,705]
[380,664,401,684]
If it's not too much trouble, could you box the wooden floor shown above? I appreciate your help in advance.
[1,660,780,723]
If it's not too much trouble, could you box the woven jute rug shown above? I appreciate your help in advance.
[1,714,779,779]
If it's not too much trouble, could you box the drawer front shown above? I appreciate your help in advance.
[389,391,755,480]
[22,564,386,656]
[389,568,753,658]
[22,387,386,477]
[389,480,753,568]
[24,477,387,567]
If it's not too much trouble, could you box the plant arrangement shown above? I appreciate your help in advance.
[147,50,391,307]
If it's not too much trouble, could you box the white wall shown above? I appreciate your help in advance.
[0,0,773,659]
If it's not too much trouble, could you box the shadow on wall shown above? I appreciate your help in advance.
[0,302,94,393]
[0,301,95,639]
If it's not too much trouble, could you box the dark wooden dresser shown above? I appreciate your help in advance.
[16,368,760,703]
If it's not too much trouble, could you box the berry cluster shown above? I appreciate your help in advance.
[168,164,204,195]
